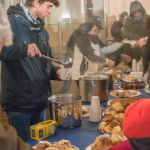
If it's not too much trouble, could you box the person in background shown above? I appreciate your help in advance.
[122,1,149,68]
[0,0,71,142]
[0,3,33,150]
[139,16,150,86]
[71,22,127,83]
[109,12,131,65]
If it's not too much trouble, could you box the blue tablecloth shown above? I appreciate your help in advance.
[27,78,150,150]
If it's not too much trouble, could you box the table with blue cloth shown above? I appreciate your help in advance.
[27,78,150,150]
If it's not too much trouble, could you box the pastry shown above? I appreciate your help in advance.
[103,125,112,134]
[99,122,107,132]
[111,126,121,134]
[109,119,121,128]
[111,134,120,145]
[54,140,71,149]
[103,114,115,122]
[82,106,88,116]
[36,141,51,150]
[112,102,125,112]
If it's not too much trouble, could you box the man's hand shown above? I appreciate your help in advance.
[138,38,147,48]
[130,40,140,48]
[107,59,115,68]
[56,69,72,81]
[121,27,123,31]
[27,43,41,57]
[120,54,131,62]
[0,39,5,53]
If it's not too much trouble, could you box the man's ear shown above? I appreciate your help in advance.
[33,0,40,8]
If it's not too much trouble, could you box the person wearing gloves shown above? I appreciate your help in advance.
[109,12,131,65]
[0,3,34,150]
[0,0,71,142]
[122,1,149,67]
[71,22,127,82]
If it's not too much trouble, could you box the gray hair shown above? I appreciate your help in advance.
[0,3,13,47]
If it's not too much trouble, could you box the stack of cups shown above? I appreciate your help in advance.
[60,65,71,80]
[132,59,137,72]
[89,96,101,122]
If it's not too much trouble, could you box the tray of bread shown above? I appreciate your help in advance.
[110,90,141,97]
[120,75,143,83]
[107,97,139,106]
[119,83,145,90]
[33,140,79,150]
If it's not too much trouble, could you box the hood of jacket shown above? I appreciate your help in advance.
[130,1,146,16]
[7,3,27,18]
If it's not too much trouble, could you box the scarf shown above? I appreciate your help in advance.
[133,14,143,21]
[20,4,45,31]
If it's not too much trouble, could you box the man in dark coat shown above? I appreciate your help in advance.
[0,0,70,142]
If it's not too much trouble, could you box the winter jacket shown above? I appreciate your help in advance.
[0,4,59,113]
[122,1,149,67]
[0,122,33,150]
[111,21,123,42]
[108,140,132,150]
[72,35,123,80]
[140,26,150,85]
[128,137,150,150]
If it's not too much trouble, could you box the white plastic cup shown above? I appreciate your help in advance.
[132,59,137,72]
[60,65,71,80]
[89,109,101,122]
[90,96,100,111]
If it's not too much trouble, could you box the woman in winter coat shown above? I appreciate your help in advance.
[122,1,149,67]
[0,3,33,150]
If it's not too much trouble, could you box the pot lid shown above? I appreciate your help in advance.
[80,75,109,80]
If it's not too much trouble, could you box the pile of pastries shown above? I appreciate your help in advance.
[98,97,139,147]
[107,69,120,82]
[116,61,130,68]
[121,83,145,90]
[110,90,138,97]
[33,140,78,150]
[122,75,140,82]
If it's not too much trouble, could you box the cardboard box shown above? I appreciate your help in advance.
[30,120,57,140]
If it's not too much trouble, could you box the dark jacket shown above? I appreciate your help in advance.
[0,4,59,112]
[0,122,33,150]
[76,35,107,75]
[128,138,150,150]
[111,21,123,42]
[122,1,149,67]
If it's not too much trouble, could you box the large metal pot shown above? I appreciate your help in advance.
[89,71,114,90]
[48,94,83,128]
[79,75,108,102]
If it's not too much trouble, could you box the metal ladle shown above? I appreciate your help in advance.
[41,54,73,68]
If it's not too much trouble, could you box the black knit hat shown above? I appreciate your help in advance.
[92,16,104,29]
[121,12,128,18]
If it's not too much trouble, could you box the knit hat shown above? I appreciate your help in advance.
[123,99,150,138]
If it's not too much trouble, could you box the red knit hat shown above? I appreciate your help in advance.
[123,99,150,138]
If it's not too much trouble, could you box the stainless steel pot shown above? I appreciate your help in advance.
[89,72,114,90]
[48,94,83,128]
[79,75,108,102]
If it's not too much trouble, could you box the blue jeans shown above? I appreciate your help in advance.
[6,109,46,142]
